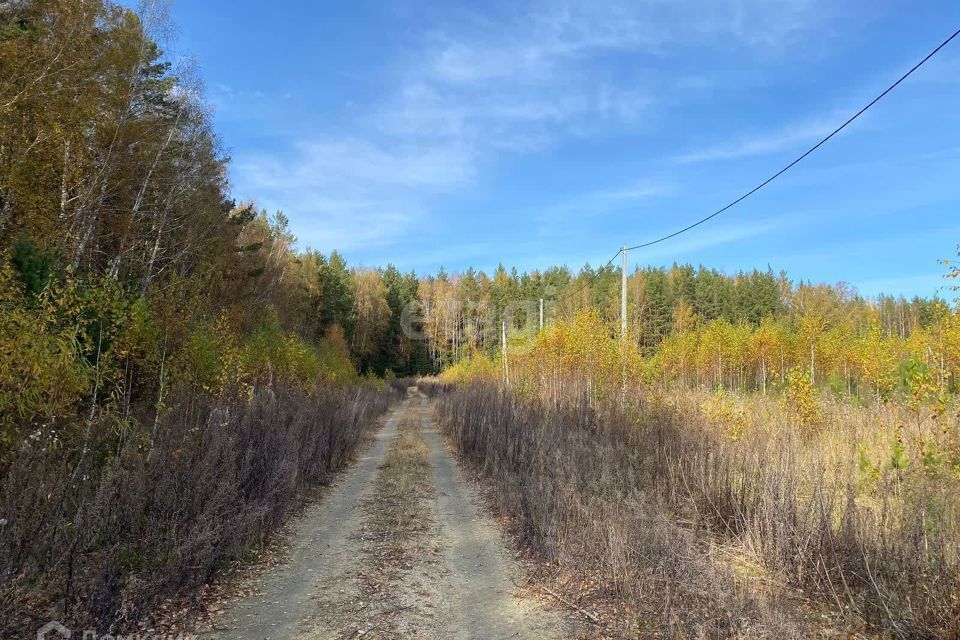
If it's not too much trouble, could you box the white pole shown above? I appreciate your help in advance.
[539,298,544,331]
[621,247,628,405]
[502,320,510,386]
[621,247,628,340]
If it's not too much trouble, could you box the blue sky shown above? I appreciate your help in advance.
[161,0,959,298]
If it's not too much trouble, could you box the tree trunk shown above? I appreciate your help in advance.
[60,139,70,219]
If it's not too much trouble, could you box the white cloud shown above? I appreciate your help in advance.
[594,180,676,201]
[912,52,960,87]
[377,81,653,155]
[672,117,840,164]
[526,177,676,231]
[210,83,266,110]
[231,137,476,251]
[243,188,422,253]
[424,0,829,82]
[636,213,797,262]
[631,222,781,262]
[228,0,835,256]
[372,0,832,174]
[236,137,475,194]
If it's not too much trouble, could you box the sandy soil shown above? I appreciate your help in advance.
[200,392,576,640]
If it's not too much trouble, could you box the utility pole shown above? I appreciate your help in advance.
[502,320,510,386]
[621,246,628,340]
[620,246,628,406]
[539,298,544,331]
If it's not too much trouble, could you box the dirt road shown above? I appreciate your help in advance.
[201,392,575,639]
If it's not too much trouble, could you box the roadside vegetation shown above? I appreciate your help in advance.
[434,302,960,637]
[0,3,410,634]
[1,383,392,635]
[3,2,959,638]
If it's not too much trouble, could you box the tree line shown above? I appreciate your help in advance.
[2,0,957,445]
[421,261,959,402]
[0,1,434,446]
[0,4,411,630]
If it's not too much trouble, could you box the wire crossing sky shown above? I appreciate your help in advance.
[551,25,960,306]
[166,0,960,299]
[624,27,960,253]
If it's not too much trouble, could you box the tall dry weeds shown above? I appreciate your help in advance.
[0,383,395,635]
[436,382,960,638]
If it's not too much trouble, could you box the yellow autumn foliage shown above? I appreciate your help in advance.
[0,265,88,442]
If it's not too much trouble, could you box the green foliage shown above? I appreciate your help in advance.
[920,440,951,476]
[241,320,327,389]
[899,357,945,412]
[317,324,358,383]
[944,245,959,293]
[890,438,910,472]
[858,444,880,485]
[3,0,958,452]
[0,0,399,452]
[9,236,51,295]
[172,318,232,393]
[314,251,355,338]
[170,316,359,395]
[0,265,88,443]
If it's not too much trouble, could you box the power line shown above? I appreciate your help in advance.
[554,248,622,307]
[550,27,958,312]
[626,27,960,252]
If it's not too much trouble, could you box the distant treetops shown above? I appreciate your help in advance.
[1,2,957,444]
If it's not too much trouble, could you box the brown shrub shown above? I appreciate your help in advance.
[415,378,452,398]
[436,382,960,638]
[0,383,393,635]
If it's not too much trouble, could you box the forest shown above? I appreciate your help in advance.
[0,2,413,632]
[2,1,959,638]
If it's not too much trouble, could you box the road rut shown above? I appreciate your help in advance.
[201,392,573,639]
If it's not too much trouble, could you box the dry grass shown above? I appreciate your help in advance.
[375,415,433,535]
[436,381,960,638]
[354,413,435,637]
[665,387,960,636]
[0,383,396,636]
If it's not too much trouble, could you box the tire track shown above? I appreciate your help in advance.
[201,397,411,639]
[419,402,574,640]
[200,392,575,639]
